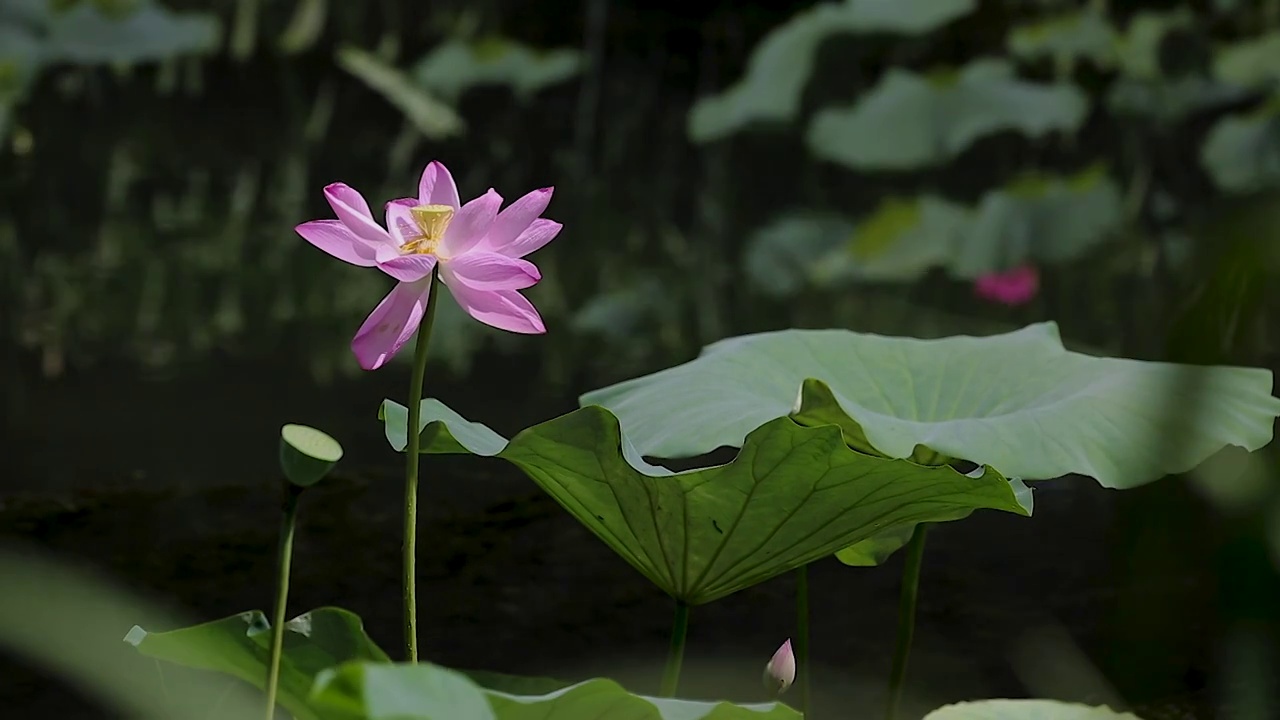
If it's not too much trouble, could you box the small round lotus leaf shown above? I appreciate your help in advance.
[279,424,343,487]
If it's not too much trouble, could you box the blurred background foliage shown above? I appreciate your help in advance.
[5,0,1280,396]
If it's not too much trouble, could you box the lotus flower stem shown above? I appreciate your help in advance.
[265,481,304,720]
[885,524,929,720]
[795,566,812,717]
[402,269,443,663]
[660,600,690,696]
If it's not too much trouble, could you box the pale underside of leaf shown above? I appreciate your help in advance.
[580,322,1280,490]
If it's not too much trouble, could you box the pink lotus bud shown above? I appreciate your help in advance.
[763,638,796,696]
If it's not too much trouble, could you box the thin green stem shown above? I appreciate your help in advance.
[403,269,443,663]
[659,600,690,697]
[264,482,303,720]
[795,565,812,717]
[885,524,929,720]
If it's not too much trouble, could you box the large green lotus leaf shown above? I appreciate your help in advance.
[379,399,1028,603]
[687,0,975,143]
[413,38,583,103]
[1007,7,1118,70]
[923,700,1142,719]
[313,662,802,720]
[312,662,495,720]
[1200,98,1280,193]
[125,607,390,720]
[580,323,1280,490]
[806,59,1087,171]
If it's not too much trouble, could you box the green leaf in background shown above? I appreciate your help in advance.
[922,699,1142,719]
[413,37,584,103]
[0,0,218,141]
[336,45,464,139]
[686,0,976,143]
[1007,6,1119,71]
[278,0,327,55]
[743,213,856,296]
[380,399,1028,603]
[1214,31,1280,88]
[1106,75,1248,124]
[580,322,1280,490]
[126,607,390,720]
[1201,96,1280,193]
[0,12,44,91]
[315,662,803,720]
[1103,10,1246,123]
[842,195,970,281]
[43,0,219,64]
[1115,8,1193,81]
[0,24,41,141]
[806,59,1088,171]
[570,277,672,340]
[744,166,1122,287]
[956,163,1124,277]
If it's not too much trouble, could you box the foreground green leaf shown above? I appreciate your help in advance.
[380,399,1028,603]
[0,546,263,720]
[580,323,1280,490]
[126,607,389,720]
[806,59,1088,170]
[923,699,1142,719]
[314,663,802,720]
[312,663,494,720]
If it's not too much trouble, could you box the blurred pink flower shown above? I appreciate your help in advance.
[974,264,1039,306]
[296,161,561,370]
[763,638,796,696]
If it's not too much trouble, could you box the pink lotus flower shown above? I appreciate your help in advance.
[296,161,560,370]
[763,638,796,696]
[974,264,1039,306]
